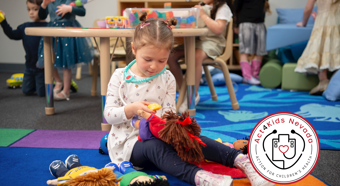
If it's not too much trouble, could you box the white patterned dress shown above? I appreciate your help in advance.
[104,68,176,165]
[295,0,340,74]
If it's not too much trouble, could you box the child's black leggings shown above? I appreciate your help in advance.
[130,136,242,185]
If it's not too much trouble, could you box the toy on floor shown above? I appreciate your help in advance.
[105,161,170,186]
[99,133,109,154]
[6,73,24,89]
[135,108,207,164]
[47,155,121,186]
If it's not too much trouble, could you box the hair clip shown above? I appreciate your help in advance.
[140,22,150,29]
[163,21,172,30]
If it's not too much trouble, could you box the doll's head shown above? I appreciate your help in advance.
[233,137,249,154]
[158,111,205,164]
[50,168,121,186]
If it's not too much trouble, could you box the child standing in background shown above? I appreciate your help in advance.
[234,0,271,85]
[167,0,233,114]
[0,0,47,97]
[37,0,94,100]
[104,12,274,186]
[295,0,340,95]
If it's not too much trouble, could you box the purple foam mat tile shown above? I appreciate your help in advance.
[10,130,110,149]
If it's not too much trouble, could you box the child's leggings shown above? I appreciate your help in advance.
[130,136,242,185]
[55,162,82,177]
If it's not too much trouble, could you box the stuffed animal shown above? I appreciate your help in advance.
[135,109,207,164]
[47,155,169,186]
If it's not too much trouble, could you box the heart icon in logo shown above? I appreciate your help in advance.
[279,145,289,153]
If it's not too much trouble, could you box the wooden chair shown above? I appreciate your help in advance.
[89,19,127,96]
[176,18,239,111]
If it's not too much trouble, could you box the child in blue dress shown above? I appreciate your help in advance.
[1,0,47,97]
[37,0,94,100]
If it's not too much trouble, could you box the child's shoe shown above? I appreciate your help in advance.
[234,154,275,186]
[251,59,262,80]
[54,91,70,101]
[65,154,79,169]
[178,93,200,114]
[53,82,63,95]
[194,170,233,186]
[49,160,67,178]
[240,61,261,85]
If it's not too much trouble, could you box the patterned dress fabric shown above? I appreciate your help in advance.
[36,0,94,69]
[295,0,340,74]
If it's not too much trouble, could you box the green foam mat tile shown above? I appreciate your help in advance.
[0,128,35,147]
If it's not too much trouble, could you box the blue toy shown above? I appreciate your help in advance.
[323,70,340,101]
[99,133,109,154]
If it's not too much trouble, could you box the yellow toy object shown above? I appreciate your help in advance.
[147,103,162,111]
[0,11,4,23]
[6,73,24,89]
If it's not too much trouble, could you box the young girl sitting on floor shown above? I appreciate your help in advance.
[103,12,274,186]
[167,0,233,113]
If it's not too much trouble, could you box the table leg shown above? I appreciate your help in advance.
[184,37,196,116]
[100,37,112,131]
[44,36,54,115]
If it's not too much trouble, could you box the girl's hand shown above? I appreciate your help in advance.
[42,0,55,9]
[0,10,6,17]
[194,5,207,18]
[311,12,317,20]
[56,4,72,17]
[125,101,154,119]
[296,22,304,27]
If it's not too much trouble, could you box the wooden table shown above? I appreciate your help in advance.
[25,27,208,131]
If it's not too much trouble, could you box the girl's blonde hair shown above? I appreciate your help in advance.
[133,12,177,52]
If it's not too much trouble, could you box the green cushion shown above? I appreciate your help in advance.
[281,63,319,91]
[259,59,283,88]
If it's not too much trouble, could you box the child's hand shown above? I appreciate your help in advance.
[125,101,154,119]
[311,12,317,20]
[193,5,207,18]
[296,22,304,27]
[0,10,6,17]
[56,4,72,17]
[42,0,55,9]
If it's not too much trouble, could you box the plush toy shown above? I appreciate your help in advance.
[47,155,169,186]
[233,137,249,154]
[106,161,170,186]
[135,109,207,164]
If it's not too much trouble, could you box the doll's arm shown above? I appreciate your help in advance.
[46,179,58,185]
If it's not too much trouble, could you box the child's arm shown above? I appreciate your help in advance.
[0,11,23,40]
[297,0,316,27]
[56,5,86,17]
[194,5,227,35]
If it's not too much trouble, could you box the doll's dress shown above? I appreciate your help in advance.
[295,0,340,74]
[36,0,94,69]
